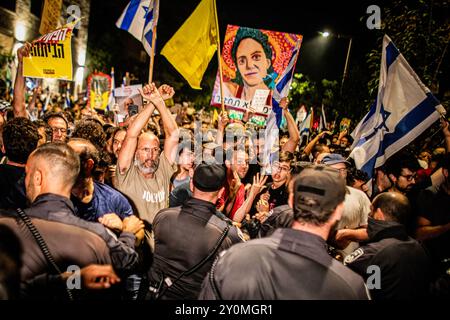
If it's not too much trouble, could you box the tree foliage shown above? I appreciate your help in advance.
[366,0,450,104]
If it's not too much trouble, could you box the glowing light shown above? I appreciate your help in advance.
[15,22,27,42]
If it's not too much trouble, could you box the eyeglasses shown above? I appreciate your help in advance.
[51,127,67,133]
[400,173,416,182]
[139,147,160,154]
[271,163,291,173]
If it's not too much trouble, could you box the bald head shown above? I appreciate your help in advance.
[372,192,411,225]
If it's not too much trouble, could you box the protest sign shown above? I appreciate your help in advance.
[210,24,302,126]
[23,20,76,80]
[114,84,144,123]
[87,72,112,111]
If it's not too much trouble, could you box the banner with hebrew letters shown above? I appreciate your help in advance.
[23,21,76,80]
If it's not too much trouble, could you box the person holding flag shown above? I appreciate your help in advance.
[349,35,446,179]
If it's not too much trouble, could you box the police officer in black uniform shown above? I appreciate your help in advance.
[199,165,370,300]
[147,164,243,300]
[344,192,432,300]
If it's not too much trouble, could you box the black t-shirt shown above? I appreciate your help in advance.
[0,164,27,209]
[250,182,289,216]
[417,188,450,263]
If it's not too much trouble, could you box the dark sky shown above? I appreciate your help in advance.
[89,0,387,84]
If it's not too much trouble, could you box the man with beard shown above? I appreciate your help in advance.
[116,83,178,246]
[383,153,422,236]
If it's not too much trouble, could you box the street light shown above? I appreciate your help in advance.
[319,31,353,91]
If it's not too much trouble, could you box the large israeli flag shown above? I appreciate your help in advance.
[116,0,159,56]
[350,35,445,178]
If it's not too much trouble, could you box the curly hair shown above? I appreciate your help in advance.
[72,119,106,151]
[2,117,39,164]
[231,27,276,88]
[33,119,53,142]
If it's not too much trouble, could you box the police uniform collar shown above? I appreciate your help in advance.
[30,193,76,217]
[274,228,329,261]
[367,217,409,243]
[182,197,218,217]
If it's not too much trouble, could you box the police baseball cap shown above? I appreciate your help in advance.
[293,165,346,217]
[320,153,350,166]
[193,163,226,192]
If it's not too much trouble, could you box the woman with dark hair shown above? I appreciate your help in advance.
[225,27,277,103]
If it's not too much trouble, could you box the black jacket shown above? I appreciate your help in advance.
[199,228,369,300]
[0,193,139,273]
[148,197,243,300]
[344,217,432,300]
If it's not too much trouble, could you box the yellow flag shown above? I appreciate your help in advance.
[212,107,219,124]
[161,0,219,89]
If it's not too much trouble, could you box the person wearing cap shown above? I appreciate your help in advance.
[320,153,371,259]
[199,165,369,300]
[147,164,243,300]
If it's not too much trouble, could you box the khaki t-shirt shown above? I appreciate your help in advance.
[116,152,177,225]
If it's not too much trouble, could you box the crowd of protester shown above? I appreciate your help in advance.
[0,44,449,300]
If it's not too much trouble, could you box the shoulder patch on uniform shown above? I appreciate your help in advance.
[343,248,364,265]
[236,227,247,242]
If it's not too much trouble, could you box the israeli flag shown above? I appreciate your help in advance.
[263,42,301,168]
[350,35,445,178]
[116,0,159,56]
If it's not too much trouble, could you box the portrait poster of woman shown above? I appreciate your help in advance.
[210,25,302,126]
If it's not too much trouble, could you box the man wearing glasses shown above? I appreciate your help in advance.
[116,84,178,248]
[44,113,69,142]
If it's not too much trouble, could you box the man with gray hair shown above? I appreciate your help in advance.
[199,165,369,299]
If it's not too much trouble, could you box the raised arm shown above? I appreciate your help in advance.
[215,111,229,146]
[117,84,156,174]
[280,98,300,153]
[441,118,450,153]
[13,43,31,118]
[232,173,267,223]
[155,84,179,165]
[303,131,331,156]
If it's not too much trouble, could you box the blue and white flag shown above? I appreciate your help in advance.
[263,42,301,168]
[298,107,312,145]
[116,0,159,56]
[350,35,445,178]
[64,85,71,110]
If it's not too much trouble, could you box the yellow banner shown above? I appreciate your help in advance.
[39,0,63,35]
[23,21,75,80]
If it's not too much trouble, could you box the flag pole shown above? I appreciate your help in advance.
[213,0,225,114]
[148,25,157,84]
